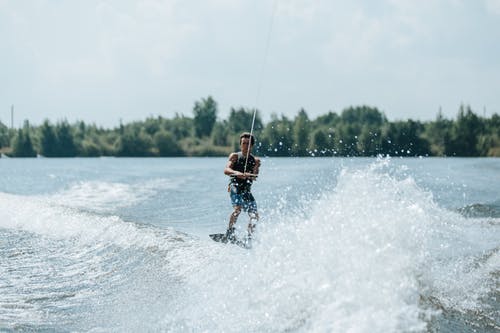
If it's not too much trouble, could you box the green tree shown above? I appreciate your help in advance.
[154,131,182,156]
[260,114,293,156]
[382,120,430,156]
[293,108,311,156]
[115,128,154,156]
[11,122,36,157]
[0,121,9,148]
[335,123,359,156]
[227,107,263,135]
[211,121,229,146]
[55,121,77,157]
[72,121,86,155]
[193,96,217,137]
[341,105,386,127]
[311,129,328,155]
[80,138,102,157]
[1,99,497,158]
[445,105,482,156]
[334,106,388,156]
[424,110,453,156]
[313,111,341,128]
[144,117,161,136]
[482,113,500,156]
[166,113,193,139]
[358,127,382,156]
[39,120,58,157]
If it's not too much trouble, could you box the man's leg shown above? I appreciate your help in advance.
[226,206,242,241]
[247,211,259,237]
[245,195,258,238]
[229,206,242,229]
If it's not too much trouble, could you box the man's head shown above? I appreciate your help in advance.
[239,132,255,146]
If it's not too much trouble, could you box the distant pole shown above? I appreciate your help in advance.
[11,104,14,129]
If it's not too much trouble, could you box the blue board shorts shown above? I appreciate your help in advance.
[229,183,257,213]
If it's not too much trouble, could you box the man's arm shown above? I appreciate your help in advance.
[224,153,242,177]
[252,157,261,176]
[224,153,258,179]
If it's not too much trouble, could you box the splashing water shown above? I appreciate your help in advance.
[159,159,499,332]
[0,158,498,332]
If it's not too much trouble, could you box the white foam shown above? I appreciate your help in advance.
[46,178,184,213]
[1,159,497,332]
[162,159,499,332]
[0,192,181,251]
[0,191,191,331]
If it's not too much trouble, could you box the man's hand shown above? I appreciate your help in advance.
[244,173,258,181]
[232,172,258,180]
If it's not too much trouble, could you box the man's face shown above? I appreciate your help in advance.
[240,138,252,152]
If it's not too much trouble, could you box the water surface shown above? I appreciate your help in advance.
[0,157,499,332]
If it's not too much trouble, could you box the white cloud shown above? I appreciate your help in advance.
[485,0,500,15]
[94,0,197,77]
[0,0,499,125]
[277,0,319,22]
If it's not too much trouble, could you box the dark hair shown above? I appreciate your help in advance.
[239,132,255,145]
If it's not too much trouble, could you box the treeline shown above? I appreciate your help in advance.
[0,96,499,157]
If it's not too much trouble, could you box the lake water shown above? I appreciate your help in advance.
[0,157,499,332]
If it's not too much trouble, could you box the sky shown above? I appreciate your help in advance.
[1,0,500,128]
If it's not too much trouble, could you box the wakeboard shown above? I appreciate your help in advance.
[209,233,252,249]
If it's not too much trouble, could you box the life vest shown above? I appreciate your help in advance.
[230,152,256,193]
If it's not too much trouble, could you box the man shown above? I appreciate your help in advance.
[224,132,261,242]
